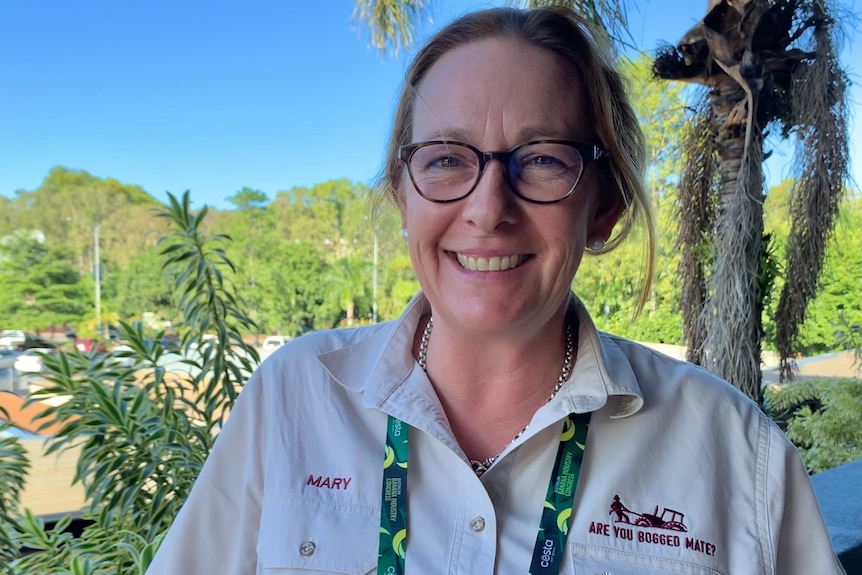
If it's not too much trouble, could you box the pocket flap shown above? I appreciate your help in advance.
[258,496,378,574]
[572,544,728,575]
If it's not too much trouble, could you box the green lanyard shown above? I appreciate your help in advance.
[378,416,409,573]
[377,413,591,575]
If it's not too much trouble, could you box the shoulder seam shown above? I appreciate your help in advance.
[755,412,775,574]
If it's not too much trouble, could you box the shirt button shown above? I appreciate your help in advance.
[299,541,316,556]
[470,516,486,532]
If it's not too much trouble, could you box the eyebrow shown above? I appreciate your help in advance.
[516,125,577,142]
[414,125,580,147]
[416,127,473,143]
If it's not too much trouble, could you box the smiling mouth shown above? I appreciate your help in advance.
[455,253,527,271]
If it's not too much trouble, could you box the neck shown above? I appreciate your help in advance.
[415,309,575,464]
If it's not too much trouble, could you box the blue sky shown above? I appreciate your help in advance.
[1,0,859,210]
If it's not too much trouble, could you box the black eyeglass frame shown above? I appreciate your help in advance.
[398,139,609,204]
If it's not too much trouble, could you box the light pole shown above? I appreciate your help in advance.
[93,224,103,339]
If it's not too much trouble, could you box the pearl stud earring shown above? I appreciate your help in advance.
[588,237,605,251]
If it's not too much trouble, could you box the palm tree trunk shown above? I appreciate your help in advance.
[700,77,765,403]
[347,301,356,327]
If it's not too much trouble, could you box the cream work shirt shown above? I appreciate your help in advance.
[146,293,845,575]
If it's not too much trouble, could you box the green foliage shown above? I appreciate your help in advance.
[376,254,420,321]
[0,172,421,337]
[8,511,77,573]
[1,191,260,573]
[834,314,862,368]
[574,55,687,344]
[268,179,374,257]
[208,179,386,334]
[0,408,30,567]
[110,248,176,323]
[352,0,430,56]
[226,187,269,210]
[0,231,91,331]
[765,378,862,474]
[0,167,165,278]
[324,255,373,326]
[156,192,261,426]
[618,55,687,182]
[763,188,862,355]
[257,241,332,335]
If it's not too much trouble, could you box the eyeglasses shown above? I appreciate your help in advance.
[398,139,608,204]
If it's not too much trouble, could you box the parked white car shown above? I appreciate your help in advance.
[109,344,138,368]
[261,336,287,353]
[0,330,26,350]
[188,334,217,351]
[14,348,55,373]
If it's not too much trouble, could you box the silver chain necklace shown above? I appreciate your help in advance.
[417,316,575,476]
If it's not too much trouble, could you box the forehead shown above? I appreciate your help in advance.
[412,37,589,144]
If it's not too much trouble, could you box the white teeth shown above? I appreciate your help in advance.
[456,253,525,271]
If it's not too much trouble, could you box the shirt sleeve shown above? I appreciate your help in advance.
[768,426,846,575]
[146,370,267,575]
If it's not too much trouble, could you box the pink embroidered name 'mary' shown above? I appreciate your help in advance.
[307,475,352,490]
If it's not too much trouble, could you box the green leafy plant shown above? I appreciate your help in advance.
[0,407,30,570]
[765,377,862,474]
[1,191,260,573]
[834,312,862,370]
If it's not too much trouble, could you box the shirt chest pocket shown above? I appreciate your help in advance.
[258,496,378,574]
[571,544,729,575]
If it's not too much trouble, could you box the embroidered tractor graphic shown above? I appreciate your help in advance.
[609,495,688,532]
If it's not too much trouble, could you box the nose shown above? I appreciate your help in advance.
[459,158,520,231]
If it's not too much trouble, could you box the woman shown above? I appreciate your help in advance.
[147,6,844,575]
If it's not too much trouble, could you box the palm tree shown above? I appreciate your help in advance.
[352,0,636,56]
[653,0,850,401]
[324,256,372,327]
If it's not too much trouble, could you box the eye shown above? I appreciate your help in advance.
[413,144,475,173]
[427,154,462,170]
[523,154,565,168]
[513,143,582,177]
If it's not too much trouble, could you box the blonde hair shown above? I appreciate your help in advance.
[371,6,655,311]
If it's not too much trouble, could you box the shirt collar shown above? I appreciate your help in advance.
[317,292,427,411]
[317,292,643,418]
[561,297,644,418]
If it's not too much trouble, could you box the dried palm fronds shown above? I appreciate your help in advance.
[677,90,718,366]
[775,2,849,380]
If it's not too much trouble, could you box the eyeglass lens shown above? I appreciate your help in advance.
[407,142,585,202]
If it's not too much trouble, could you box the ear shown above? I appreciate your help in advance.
[587,189,625,242]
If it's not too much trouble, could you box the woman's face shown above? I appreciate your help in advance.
[399,37,620,337]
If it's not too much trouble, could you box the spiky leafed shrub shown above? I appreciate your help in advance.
[0,408,30,571]
[765,377,862,474]
[0,192,260,574]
